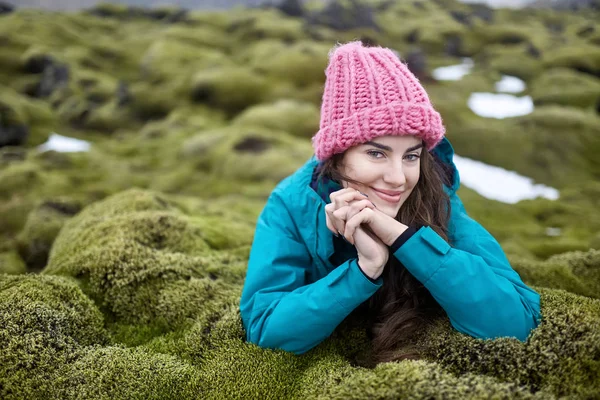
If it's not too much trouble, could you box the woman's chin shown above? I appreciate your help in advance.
[377,203,401,218]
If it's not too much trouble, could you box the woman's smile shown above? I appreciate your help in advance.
[370,187,403,203]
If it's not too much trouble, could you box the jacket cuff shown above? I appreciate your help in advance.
[326,259,382,312]
[357,260,381,284]
[392,226,451,284]
[389,225,420,253]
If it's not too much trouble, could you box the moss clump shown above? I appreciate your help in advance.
[182,125,313,185]
[511,249,599,298]
[190,67,268,114]
[416,288,600,399]
[543,45,600,77]
[140,38,230,81]
[232,99,320,138]
[0,85,55,147]
[44,189,253,339]
[0,251,26,275]
[16,199,81,271]
[46,346,204,400]
[450,106,600,189]
[238,40,330,88]
[530,68,600,110]
[0,274,108,398]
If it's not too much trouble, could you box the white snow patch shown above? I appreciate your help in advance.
[468,92,533,118]
[453,155,559,203]
[432,58,474,81]
[37,133,91,153]
[495,75,526,93]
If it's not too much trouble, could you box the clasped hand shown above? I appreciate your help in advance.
[324,188,408,279]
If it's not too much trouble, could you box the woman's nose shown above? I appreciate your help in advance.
[383,163,406,187]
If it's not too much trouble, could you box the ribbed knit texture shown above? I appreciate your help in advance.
[312,41,446,161]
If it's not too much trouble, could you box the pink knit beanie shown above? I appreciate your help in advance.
[312,41,445,161]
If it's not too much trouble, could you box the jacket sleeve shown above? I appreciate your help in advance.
[392,194,542,341]
[239,190,383,354]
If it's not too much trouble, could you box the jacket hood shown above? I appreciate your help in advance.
[431,137,461,196]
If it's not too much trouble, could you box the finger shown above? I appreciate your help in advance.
[327,202,349,236]
[329,188,358,204]
[344,208,375,244]
[346,199,375,222]
[333,189,369,211]
[325,212,337,236]
[332,206,349,234]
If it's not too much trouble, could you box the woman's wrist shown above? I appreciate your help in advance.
[382,221,409,246]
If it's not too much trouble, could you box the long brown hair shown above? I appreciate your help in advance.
[318,140,452,364]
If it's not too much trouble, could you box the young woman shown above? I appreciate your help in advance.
[239,41,541,363]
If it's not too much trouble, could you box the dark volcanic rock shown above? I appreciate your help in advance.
[0,103,29,148]
[275,0,304,17]
[116,81,132,106]
[445,35,464,57]
[307,0,379,31]
[404,49,428,81]
[0,2,14,14]
[526,42,542,58]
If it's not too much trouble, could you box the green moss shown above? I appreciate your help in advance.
[449,106,600,189]
[44,189,252,335]
[512,250,599,298]
[0,251,26,275]
[0,274,108,398]
[0,85,55,147]
[417,288,600,398]
[140,38,230,81]
[16,199,80,271]
[238,40,330,88]
[46,346,204,399]
[190,66,268,114]
[183,125,313,184]
[530,68,600,110]
[543,45,600,76]
[232,100,320,138]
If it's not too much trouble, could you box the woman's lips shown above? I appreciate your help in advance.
[371,188,403,203]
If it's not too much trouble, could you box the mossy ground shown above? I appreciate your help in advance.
[1,0,600,398]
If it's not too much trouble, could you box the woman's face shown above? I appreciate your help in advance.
[339,135,423,218]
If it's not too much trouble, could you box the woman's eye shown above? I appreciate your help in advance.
[404,153,420,162]
[367,150,385,159]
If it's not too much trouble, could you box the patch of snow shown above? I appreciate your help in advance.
[37,133,91,153]
[546,227,562,237]
[495,75,526,93]
[453,155,559,203]
[432,58,474,81]
[468,92,533,118]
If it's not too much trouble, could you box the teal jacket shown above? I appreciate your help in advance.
[240,138,541,354]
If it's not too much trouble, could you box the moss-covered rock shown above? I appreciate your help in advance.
[449,106,600,189]
[530,68,600,110]
[182,125,313,185]
[0,274,108,398]
[190,66,269,114]
[0,251,26,275]
[16,199,81,271]
[417,288,600,399]
[238,40,330,88]
[0,85,55,147]
[232,99,320,138]
[46,346,204,400]
[543,45,600,77]
[512,249,599,298]
[44,189,253,337]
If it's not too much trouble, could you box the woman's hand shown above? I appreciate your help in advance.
[353,226,388,280]
[324,188,375,237]
[343,206,408,247]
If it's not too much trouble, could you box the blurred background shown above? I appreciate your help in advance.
[1,0,599,274]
